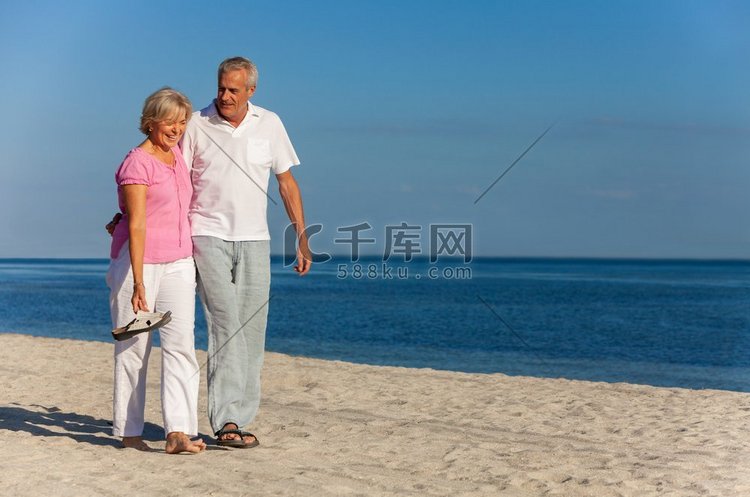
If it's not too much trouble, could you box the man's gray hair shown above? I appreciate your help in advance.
[218,57,258,89]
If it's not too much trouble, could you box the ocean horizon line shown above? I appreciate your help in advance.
[1,256,749,264]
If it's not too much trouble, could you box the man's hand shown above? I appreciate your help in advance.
[106,213,122,236]
[294,238,312,276]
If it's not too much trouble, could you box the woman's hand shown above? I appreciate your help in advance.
[131,283,150,313]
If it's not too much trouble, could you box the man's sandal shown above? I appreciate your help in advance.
[215,425,259,449]
[239,431,259,448]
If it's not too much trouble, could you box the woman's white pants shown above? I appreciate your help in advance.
[106,248,199,438]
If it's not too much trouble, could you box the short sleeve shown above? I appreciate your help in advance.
[270,113,300,175]
[116,151,152,186]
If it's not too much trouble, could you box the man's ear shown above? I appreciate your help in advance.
[248,86,257,99]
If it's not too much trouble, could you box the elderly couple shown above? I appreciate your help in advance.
[106,57,311,454]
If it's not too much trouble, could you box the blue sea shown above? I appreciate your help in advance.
[1,257,749,392]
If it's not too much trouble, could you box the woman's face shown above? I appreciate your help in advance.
[150,111,187,150]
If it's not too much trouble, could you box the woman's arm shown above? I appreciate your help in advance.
[122,184,149,312]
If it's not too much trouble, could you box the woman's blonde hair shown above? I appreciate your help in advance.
[139,87,192,135]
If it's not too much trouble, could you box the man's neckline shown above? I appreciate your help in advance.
[210,100,258,128]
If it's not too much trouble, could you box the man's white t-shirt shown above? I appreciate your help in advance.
[181,101,300,241]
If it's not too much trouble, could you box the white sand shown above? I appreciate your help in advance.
[0,333,748,496]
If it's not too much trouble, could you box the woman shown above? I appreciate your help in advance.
[106,87,205,454]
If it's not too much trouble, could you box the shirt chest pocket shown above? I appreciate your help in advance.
[247,139,272,168]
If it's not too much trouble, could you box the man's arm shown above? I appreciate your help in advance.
[179,119,195,171]
[106,213,122,235]
[276,170,311,275]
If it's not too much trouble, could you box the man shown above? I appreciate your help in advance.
[109,57,311,448]
[181,56,311,448]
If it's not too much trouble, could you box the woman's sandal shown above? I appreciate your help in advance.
[112,311,172,341]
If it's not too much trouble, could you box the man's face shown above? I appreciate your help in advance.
[217,69,255,123]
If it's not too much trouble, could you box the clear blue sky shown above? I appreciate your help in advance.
[1,0,748,258]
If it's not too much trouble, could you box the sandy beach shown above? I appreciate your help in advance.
[0,333,748,496]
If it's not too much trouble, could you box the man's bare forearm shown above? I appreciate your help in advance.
[277,170,311,275]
